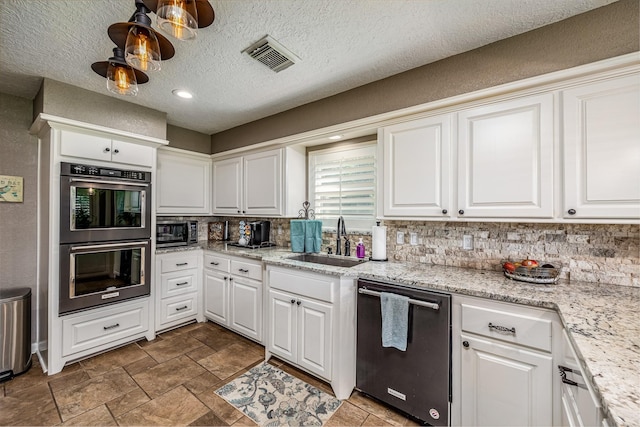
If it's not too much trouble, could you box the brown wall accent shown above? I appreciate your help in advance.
[166,124,211,154]
[0,92,38,338]
[37,79,167,140]
[210,0,640,153]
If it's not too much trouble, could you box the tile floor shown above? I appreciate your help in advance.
[0,321,421,426]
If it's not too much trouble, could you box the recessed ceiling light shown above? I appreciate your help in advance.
[172,89,193,99]
[328,135,343,140]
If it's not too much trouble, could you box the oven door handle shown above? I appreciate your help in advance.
[69,178,149,188]
[70,241,149,251]
[358,287,440,311]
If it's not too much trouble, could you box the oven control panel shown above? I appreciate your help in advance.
[64,163,150,182]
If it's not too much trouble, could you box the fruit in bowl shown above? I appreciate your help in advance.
[502,262,516,273]
[521,258,539,268]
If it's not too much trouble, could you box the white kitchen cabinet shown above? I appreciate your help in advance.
[559,330,604,427]
[203,252,263,343]
[452,295,560,427]
[266,266,355,400]
[380,114,453,217]
[156,148,211,215]
[60,128,154,167]
[212,146,305,216]
[562,73,640,220]
[155,251,202,331]
[457,93,554,219]
[62,298,149,357]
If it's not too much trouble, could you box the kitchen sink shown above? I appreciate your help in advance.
[288,253,367,268]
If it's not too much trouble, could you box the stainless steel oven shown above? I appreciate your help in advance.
[59,240,151,314]
[60,162,151,244]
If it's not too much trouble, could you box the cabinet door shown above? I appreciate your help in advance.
[157,150,211,214]
[460,333,553,426]
[297,297,332,380]
[562,74,640,219]
[382,114,452,217]
[212,157,242,215]
[60,129,112,162]
[457,94,554,218]
[268,289,297,362]
[243,149,282,216]
[110,139,154,167]
[229,276,262,342]
[203,270,228,325]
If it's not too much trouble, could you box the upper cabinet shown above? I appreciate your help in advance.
[457,93,554,219]
[212,146,306,217]
[156,148,212,215]
[562,74,640,220]
[380,114,452,218]
[60,129,154,167]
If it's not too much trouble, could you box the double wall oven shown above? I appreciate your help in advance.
[59,162,152,315]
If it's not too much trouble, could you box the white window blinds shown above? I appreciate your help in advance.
[308,143,376,230]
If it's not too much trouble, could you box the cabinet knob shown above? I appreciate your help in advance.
[242,210,246,214]
[237,210,241,213]
[113,148,119,154]
[229,277,233,281]
[462,340,469,348]
[568,209,576,215]
[296,300,301,306]
[104,147,111,153]
[223,276,228,280]
[442,209,448,214]
[458,209,464,215]
[290,299,295,304]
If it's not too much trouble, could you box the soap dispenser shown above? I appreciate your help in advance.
[356,238,365,259]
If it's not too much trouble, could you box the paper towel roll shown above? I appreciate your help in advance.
[371,225,387,261]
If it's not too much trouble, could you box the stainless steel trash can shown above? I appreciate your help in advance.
[0,287,32,382]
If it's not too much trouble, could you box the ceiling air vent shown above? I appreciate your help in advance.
[242,35,300,73]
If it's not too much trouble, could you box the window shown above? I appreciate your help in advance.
[308,143,376,231]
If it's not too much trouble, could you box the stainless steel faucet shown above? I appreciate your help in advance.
[336,216,350,256]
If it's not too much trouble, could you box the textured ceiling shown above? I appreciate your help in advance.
[0,0,616,134]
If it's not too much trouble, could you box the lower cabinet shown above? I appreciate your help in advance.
[452,295,559,426]
[155,250,202,331]
[203,251,263,343]
[266,265,356,400]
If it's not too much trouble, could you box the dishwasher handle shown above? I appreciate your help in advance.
[358,287,440,311]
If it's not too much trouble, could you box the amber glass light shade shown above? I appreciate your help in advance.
[156,0,198,40]
[106,62,138,96]
[125,24,162,71]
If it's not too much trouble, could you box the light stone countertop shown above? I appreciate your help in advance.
[158,242,640,426]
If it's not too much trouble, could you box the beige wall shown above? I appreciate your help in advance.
[211,0,640,153]
[166,124,211,154]
[36,79,167,140]
[0,92,38,338]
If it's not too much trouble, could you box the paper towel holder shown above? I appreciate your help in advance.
[370,220,388,262]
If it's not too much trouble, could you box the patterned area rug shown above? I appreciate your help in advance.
[215,363,342,426]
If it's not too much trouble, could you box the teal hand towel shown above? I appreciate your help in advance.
[304,220,323,253]
[380,292,410,351]
[290,220,305,253]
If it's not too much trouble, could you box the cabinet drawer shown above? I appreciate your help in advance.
[161,270,198,298]
[461,303,552,351]
[268,267,335,303]
[160,293,198,326]
[231,259,262,281]
[204,253,230,273]
[160,253,199,273]
[62,300,149,356]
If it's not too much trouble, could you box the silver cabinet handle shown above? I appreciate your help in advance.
[176,305,189,311]
[488,322,516,334]
[103,323,120,330]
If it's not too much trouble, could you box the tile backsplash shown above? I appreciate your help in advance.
[171,216,639,287]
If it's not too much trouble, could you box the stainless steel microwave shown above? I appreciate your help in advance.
[156,221,198,248]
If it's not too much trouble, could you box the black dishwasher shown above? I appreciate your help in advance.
[356,278,451,426]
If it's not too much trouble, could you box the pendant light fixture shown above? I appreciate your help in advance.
[108,0,175,72]
[142,0,214,40]
[91,47,149,96]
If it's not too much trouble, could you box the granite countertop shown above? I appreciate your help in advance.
[159,243,639,426]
